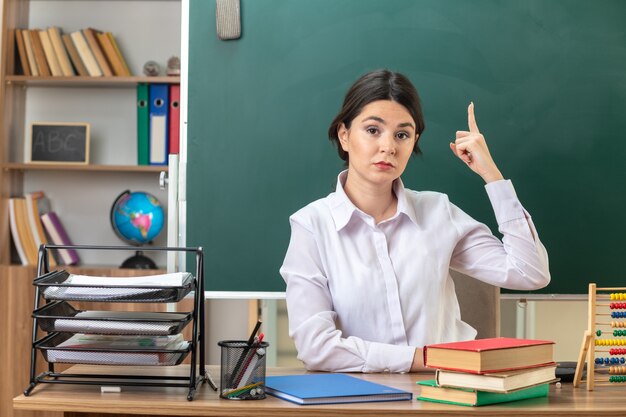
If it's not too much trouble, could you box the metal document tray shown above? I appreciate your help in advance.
[34,270,194,303]
[33,301,193,335]
[36,332,191,366]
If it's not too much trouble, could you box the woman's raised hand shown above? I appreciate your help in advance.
[449,102,504,183]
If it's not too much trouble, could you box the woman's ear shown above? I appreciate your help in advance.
[338,123,349,152]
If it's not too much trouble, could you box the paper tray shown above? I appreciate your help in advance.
[34,270,194,303]
[33,301,193,335]
[36,333,191,366]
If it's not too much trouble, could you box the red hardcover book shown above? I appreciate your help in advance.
[168,84,180,154]
[424,337,555,374]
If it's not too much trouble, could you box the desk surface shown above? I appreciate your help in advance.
[12,365,626,417]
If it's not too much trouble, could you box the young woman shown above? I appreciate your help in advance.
[280,69,550,373]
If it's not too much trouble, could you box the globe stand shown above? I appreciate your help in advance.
[120,250,157,269]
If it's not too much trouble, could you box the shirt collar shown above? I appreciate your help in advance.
[329,170,419,231]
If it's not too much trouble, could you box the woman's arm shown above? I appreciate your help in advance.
[447,103,550,290]
[280,219,416,373]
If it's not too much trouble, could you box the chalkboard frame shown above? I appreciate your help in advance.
[27,122,90,164]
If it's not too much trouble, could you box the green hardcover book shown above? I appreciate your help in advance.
[137,83,150,165]
[417,380,549,407]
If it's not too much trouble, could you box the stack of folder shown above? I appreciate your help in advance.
[137,83,180,166]
[418,337,558,407]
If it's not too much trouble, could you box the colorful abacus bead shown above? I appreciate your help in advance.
[597,330,603,337]
[612,321,626,328]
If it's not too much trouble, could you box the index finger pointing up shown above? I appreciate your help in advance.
[468,101,480,133]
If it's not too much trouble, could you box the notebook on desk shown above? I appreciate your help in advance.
[264,373,412,405]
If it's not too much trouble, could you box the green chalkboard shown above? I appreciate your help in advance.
[187,0,626,294]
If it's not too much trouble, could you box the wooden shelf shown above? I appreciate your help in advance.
[2,162,168,173]
[5,75,180,88]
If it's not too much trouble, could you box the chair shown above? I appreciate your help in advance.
[451,270,500,339]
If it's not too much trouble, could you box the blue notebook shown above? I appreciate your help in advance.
[264,374,412,405]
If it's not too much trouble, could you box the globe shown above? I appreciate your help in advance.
[110,190,164,246]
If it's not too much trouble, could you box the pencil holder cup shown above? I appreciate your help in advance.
[218,340,269,400]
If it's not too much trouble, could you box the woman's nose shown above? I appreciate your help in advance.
[379,134,396,154]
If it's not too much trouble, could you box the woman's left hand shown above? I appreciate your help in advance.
[450,102,504,183]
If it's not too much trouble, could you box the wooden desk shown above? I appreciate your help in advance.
[13,365,626,417]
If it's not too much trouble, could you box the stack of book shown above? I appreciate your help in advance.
[14,26,130,78]
[9,191,79,266]
[418,337,557,407]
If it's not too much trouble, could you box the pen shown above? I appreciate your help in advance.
[247,320,262,345]
[228,320,262,387]
[233,333,265,387]
[236,346,266,388]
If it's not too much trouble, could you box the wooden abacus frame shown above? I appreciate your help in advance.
[574,283,626,390]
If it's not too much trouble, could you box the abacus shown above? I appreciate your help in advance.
[574,284,626,390]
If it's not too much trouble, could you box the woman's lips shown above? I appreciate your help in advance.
[374,162,394,170]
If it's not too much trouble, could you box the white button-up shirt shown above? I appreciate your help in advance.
[280,171,550,373]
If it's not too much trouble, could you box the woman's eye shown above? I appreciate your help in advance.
[366,127,379,135]
[396,132,410,140]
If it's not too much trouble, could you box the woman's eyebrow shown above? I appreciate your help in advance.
[361,116,415,130]
[362,115,386,124]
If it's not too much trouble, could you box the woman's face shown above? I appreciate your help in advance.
[338,100,417,188]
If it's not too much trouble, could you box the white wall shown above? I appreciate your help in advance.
[24,1,181,266]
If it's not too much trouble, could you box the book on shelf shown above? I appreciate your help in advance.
[38,29,62,76]
[107,31,131,76]
[29,29,51,76]
[14,29,31,76]
[21,29,39,76]
[40,211,80,265]
[424,337,555,374]
[417,379,549,407]
[9,198,28,265]
[95,30,129,76]
[264,374,412,405]
[62,33,88,77]
[8,198,39,265]
[83,28,113,76]
[70,30,102,77]
[48,26,75,76]
[435,364,558,393]
[25,192,57,267]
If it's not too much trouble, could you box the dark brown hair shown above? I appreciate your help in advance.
[328,69,425,161]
